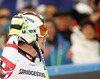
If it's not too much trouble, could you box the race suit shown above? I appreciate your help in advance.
[0,36,46,79]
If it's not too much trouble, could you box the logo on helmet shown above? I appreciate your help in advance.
[26,17,35,23]
[22,29,36,34]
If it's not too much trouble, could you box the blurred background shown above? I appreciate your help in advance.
[0,0,100,79]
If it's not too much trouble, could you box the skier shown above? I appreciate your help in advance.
[0,12,49,79]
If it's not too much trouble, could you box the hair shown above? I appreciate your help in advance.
[95,0,100,6]
[71,9,89,24]
[79,19,95,30]
[45,18,57,32]
[0,7,9,10]
[79,19,97,40]
[45,18,58,44]
[0,7,11,18]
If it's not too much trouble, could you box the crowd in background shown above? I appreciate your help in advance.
[0,0,100,67]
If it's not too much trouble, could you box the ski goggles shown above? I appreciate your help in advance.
[38,24,47,37]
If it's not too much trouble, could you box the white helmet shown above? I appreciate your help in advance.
[18,12,47,43]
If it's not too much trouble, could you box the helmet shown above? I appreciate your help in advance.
[19,12,47,42]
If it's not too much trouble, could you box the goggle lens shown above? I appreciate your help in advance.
[39,25,47,37]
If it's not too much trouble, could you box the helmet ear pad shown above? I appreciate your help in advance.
[19,34,37,46]
[19,34,38,46]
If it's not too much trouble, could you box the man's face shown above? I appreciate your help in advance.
[45,5,57,19]
[0,8,10,27]
[46,21,56,42]
[54,15,71,32]
[0,8,10,35]
[82,24,95,40]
